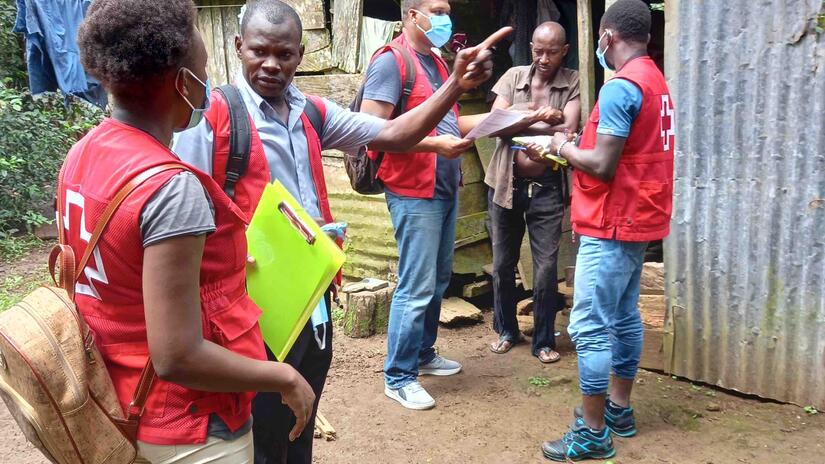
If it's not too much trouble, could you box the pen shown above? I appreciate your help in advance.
[510,146,527,151]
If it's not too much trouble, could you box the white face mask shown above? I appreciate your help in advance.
[175,68,211,132]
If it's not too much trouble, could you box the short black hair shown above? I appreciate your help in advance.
[78,0,195,89]
[241,0,303,36]
[400,0,426,17]
[601,0,651,43]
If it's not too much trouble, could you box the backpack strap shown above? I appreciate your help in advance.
[392,44,416,116]
[215,85,252,200]
[53,161,190,444]
[303,95,326,139]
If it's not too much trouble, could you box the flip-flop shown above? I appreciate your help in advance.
[490,337,516,354]
[538,348,561,364]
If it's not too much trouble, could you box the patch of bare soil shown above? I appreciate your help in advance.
[0,280,821,463]
[313,313,823,464]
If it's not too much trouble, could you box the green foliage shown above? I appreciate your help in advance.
[0,1,26,87]
[528,376,551,388]
[650,3,665,12]
[0,233,42,260]
[0,0,103,236]
[0,86,103,234]
[804,405,819,415]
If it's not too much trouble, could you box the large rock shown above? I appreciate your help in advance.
[439,298,483,325]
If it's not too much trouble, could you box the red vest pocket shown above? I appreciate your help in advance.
[634,181,671,227]
[572,173,610,227]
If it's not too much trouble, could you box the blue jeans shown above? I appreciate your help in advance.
[383,191,458,389]
[568,236,648,396]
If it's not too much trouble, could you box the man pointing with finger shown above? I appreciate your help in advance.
[358,0,509,411]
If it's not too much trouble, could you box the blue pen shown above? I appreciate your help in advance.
[510,146,527,151]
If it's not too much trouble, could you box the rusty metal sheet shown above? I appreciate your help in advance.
[664,0,825,409]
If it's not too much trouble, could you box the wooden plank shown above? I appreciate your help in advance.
[576,0,596,121]
[197,4,220,86]
[293,74,364,106]
[283,0,326,30]
[453,240,493,276]
[461,149,485,184]
[331,0,363,73]
[210,0,229,86]
[457,182,488,217]
[297,47,335,72]
[221,6,243,83]
[474,137,497,174]
[455,211,488,242]
[602,0,618,82]
[303,28,332,53]
[462,280,491,298]
[664,0,680,100]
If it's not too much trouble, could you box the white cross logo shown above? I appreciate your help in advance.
[62,189,109,300]
[660,95,675,151]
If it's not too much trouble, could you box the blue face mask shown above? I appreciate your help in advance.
[177,68,211,132]
[596,31,614,71]
[414,10,453,48]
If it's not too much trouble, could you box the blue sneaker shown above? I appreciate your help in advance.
[574,398,637,437]
[542,418,615,462]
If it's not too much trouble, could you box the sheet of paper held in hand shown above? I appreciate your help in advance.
[465,108,529,140]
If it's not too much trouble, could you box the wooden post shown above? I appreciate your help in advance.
[602,0,617,82]
[576,0,595,121]
[332,0,364,73]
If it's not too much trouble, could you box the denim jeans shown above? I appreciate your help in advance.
[383,191,458,389]
[488,178,564,355]
[568,236,648,395]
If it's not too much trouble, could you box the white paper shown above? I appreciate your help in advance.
[465,108,529,140]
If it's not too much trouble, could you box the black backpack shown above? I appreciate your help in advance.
[346,45,416,195]
[215,84,325,199]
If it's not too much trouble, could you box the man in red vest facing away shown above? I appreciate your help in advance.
[537,0,675,461]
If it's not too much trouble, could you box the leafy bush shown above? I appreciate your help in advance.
[0,0,103,236]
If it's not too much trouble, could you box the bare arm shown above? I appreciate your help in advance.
[552,132,626,182]
[363,27,513,153]
[521,97,581,135]
[143,236,315,439]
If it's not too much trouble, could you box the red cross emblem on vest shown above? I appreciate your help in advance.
[660,95,675,151]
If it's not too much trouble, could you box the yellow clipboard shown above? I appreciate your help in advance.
[246,181,346,361]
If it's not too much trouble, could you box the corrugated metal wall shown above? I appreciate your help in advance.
[664,0,825,409]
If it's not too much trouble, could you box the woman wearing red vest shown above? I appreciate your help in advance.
[63,1,314,461]
[536,1,675,461]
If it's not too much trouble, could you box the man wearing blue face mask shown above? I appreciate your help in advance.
[359,0,472,411]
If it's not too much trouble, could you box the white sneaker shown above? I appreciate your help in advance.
[419,356,462,376]
[384,381,436,410]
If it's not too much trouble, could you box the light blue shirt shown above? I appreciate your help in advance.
[596,78,643,138]
[173,72,386,218]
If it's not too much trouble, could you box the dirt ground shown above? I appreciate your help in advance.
[1,247,823,464]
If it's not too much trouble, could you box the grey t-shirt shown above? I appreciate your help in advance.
[363,51,461,199]
[139,171,215,247]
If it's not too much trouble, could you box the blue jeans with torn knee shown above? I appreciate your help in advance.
[568,235,648,396]
[383,191,458,390]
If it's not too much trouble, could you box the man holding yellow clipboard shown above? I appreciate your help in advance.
[174,1,510,461]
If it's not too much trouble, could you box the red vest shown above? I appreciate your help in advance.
[205,90,334,224]
[59,118,267,445]
[371,35,460,199]
[572,56,675,242]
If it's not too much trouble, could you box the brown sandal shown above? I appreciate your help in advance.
[538,348,561,364]
[490,337,516,354]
